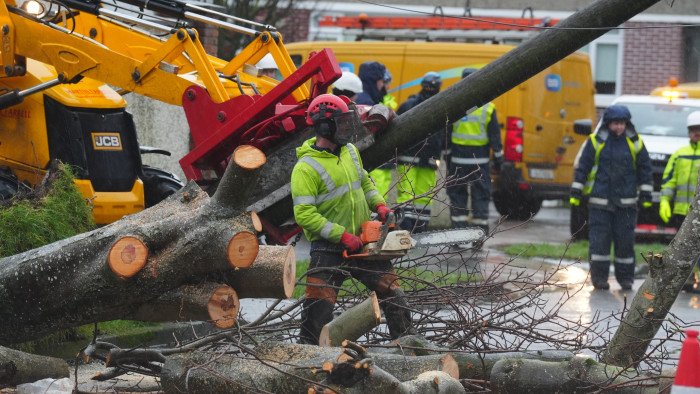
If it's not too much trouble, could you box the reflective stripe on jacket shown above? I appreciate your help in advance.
[660,141,700,216]
[451,103,495,147]
[571,128,653,208]
[291,137,385,242]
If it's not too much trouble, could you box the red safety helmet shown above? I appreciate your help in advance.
[306,94,349,126]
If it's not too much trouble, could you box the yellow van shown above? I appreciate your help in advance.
[285,41,596,220]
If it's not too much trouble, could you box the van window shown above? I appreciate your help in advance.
[626,102,700,137]
[290,55,303,68]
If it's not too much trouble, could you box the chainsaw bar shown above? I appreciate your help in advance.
[411,228,485,248]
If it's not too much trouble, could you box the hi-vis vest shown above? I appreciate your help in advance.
[583,134,643,195]
[291,140,383,242]
[660,143,700,216]
[451,102,495,147]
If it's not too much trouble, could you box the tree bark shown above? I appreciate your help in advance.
[125,283,239,328]
[160,347,463,393]
[490,357,659,393]
[0,346,68,387]
[223,245,296,299]
[319,292,381,347]
[603,206,700,365]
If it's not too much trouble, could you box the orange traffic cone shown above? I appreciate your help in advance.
[672,329,700,393]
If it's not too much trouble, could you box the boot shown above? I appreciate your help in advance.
[380,288,416,338]
[298,298,334,344]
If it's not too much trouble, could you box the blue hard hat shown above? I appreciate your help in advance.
[421,72,442,90]
[461,68,478,79]
[603,105,631,123]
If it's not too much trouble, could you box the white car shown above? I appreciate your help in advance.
[570,95,700,239]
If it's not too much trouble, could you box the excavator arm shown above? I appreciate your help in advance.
[0,0,342,183]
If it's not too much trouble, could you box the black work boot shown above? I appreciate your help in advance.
[380,288,416,338]
[298,298,334,345]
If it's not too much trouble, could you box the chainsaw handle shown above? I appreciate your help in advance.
[384,211,395,225]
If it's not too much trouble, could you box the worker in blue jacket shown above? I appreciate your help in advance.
[570,105,653,290]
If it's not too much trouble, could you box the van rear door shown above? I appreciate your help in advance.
[519,53,595,187]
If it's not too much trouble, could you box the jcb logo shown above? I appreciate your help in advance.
[92,133,122,151]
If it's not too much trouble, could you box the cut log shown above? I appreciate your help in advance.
[379,335,575,380]
[0,346,69,387]
[224,245,296,299]
[490,356,659,393]
[319,292,381,347]
[250,211,262,232]
[226,231,259,268]
[254,342,459,381]
[212,145,266,209]
[126,283,239,328]
[108,236,148,279]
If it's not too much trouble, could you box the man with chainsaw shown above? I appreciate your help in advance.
[291,94,416,345]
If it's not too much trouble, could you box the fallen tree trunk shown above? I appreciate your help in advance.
[0,146,270,345]
[489,357,659,393]
[319,292,381,347]
[0,346,68,388]
[161,345,463,393]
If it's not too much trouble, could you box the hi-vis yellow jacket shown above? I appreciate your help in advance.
[291,137,385,242]
[661,141,700,216]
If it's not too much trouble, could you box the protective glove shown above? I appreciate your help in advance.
[569,197,580,207]
[493,155,504,173]
[340,232,363,252]
[659,200,672,223]
[376,203,393,223]
[642,202,652,209]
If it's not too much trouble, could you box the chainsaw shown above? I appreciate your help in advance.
[342,212,486,260]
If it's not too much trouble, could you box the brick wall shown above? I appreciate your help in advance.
[622,22,682,95]
[193,21,220,57]
[278,9,311,43]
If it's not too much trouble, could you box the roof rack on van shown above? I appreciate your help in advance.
[317,14,557,43]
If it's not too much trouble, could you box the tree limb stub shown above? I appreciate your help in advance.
[224,245,296,299]
[108,236,148,279]
[212,144,266,210]
[126,283,239,328]
[319,292,381,347]
[0,346,69,388]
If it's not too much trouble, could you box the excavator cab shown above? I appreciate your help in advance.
[0,59,183,224]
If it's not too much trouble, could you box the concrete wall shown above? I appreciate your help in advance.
[123,93,190,181]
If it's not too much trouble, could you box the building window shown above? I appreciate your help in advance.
[580,30,623,107]
[683,26,700,82]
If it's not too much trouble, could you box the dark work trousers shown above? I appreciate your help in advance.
[588,205,637,285]
[446,161,491,232]
[298,249,415,345]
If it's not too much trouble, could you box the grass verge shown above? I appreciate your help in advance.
[499,240,669,264]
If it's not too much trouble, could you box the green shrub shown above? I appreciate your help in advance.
[0,164,94,257]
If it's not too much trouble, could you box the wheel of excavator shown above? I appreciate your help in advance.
[141,165,185,208]
[0,168,19,202]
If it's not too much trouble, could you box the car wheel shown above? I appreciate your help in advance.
[0,169,18,201]
[142,166,185,208]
